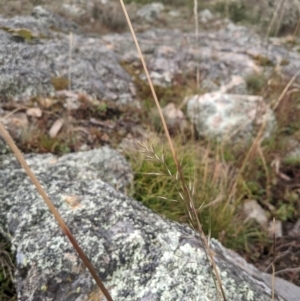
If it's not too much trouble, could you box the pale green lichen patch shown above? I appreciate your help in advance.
[51,77,69,91]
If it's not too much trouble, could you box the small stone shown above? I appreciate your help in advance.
[199,9,214,24]
[62,4,85,17]
[162,102,188,134]
[244,200,269,229]
[137,2,164,22]
[186,92,276,144]
[219,75,248,95]
[288,219,300,236]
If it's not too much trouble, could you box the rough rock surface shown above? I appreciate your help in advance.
[187,92,276,143]
[2,5,300,104]
[136,2,165,22]
[0,6,134,103]
[1,147,299,301]
[107,21,300,89]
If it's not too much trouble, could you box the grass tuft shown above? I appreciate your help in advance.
[0,237,16,301]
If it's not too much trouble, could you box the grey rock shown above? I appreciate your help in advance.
[61,4,86,18]
[288,219,300,236]
[136,2,164,22]
[219,75,248,95]
[201,78,220,92]
[243,200,269,229]
[168,10,180,18]
[0,7,134,103]
[162,102,188,134]
[0,147,297,301]
[31,5,79,33]
[187,92,276,143]
[107,23,300,88]
[199,9,214,24]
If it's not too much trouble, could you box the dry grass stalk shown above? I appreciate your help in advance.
[264,0,284,43]
[257,144,271,201]
[272,70,300,111]
[68,32,73,93]
[0,122,114,301]
[228,115,266,202]
[274,0,286,37]
[193,0,200,88]
[119,0,227,299]
[293,16,300,37]
[0,241,15,280]
[231,69,300,203]
[272,218,276,301]
[228,67,297,197]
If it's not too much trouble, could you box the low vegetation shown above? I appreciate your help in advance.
[0,238,16,301]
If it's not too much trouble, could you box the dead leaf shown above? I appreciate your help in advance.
[271,157,292,181]
[278,172,292,181]
[26,107,42,118]
[101,133,109,141]
[64,195,82,210]
[49,119,64,138]
[38,97,55,108]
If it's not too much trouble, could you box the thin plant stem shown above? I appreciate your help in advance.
[119,1,227,300]
[272,218,276,301]
[0,122,113,301]
[228,117,266,202]
[264,0,283,44]
[272,70,300,111]
[293,17,300,37]
[194,0,200,88]
[229,69,300,204]
[257,145,271,201]
[68,32,73,128]
[68,32,73,93]
[274,0,286,37]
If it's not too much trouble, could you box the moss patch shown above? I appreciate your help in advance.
[0,26,44,43]
[0,236,16,301]
[51,77,69,91]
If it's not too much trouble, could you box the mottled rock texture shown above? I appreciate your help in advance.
[0,6,134,103]
[187,92,276,143]
[136,2,165,22]
[0,147,296,301]
[108,21,300,88]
